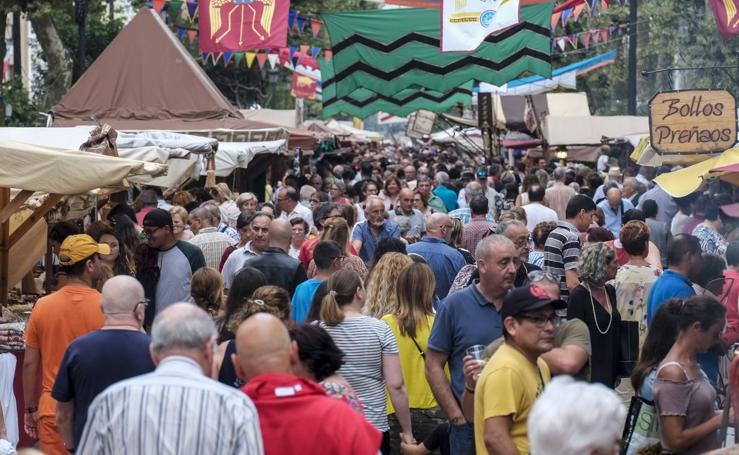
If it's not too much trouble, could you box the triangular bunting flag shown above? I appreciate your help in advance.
[551,11,562,31]
[289,45,298,57]
[152,0,165,13]
[257,52,268,69]
[601,29,608,41]
[278,47,290,65]
[601,0,608,11]
[586,0,598,16]
[609,25,616,34]
[292,56,300,68]
[187,30,197,43]
[245,51,256,68]
[297,17,306,32]
[288,10,297,30]
[200,52,208,63]
[324,50,333,63]
[573,3,586,21]
[234,52,245,65]
[311,46,321,59]
[568,34,578,49]
[300,44,309,56]
[267,53,279,69]
[213,52,223,64]
[223,51,233,66]
[186,1,198,19]
[582,32,591,49]
[556,38,566,51]
[591,29,601,43]
[170,0,183,15]
[283,59,294,70]
[561,7,573,26]
[177,27,186,41]
[310,19,322,38]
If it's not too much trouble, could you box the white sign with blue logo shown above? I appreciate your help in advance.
[441,0,520,52]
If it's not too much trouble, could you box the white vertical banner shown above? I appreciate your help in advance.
[441,0,520,52]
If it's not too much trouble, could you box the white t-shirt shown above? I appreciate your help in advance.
[523,202,559,232]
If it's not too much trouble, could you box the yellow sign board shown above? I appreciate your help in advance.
[649,90,737,154]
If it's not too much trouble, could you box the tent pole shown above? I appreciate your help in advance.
[0,188,9,307]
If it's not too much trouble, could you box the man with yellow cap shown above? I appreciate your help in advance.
[22,234,107,455]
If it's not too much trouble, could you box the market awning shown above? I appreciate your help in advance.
[543,115,648,146]
[208,140,288,177]
[653,147,739,198]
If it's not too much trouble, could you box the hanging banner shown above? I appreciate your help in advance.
[291,72,318,99]
[441,0,521,52]
[709,0,739,39]
[198,0,290,53]
[649,90,738,155]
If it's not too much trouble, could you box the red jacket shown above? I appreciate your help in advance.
[242,373,381,455]
[721,270,739,345]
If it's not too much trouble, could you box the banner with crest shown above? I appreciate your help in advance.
[441,0,520,52]
[198,0,290,52]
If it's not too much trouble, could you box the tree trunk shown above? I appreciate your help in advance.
[30,13,72,107]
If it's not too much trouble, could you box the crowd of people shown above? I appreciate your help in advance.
[2,143,739,455]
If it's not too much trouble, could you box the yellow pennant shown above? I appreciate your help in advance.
[245,51,256,68]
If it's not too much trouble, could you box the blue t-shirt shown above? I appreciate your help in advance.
[427,282,503,400]
[351,220,401,263]
[407,237,467,299]
[433,185,458,212]
[646,270,695,324]
[51,330,156,446]
[291,278,324,324]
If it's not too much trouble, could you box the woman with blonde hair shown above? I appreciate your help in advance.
[189,267,224,318]
[449,218,474,264]
[382,263,444,453]
[211,182,240,228]
[171,190,196,210]
[235,192,258,214]
[169,205,194,241]
[567,242,621,388]
[364,252,413,318]
[319,269,415,454]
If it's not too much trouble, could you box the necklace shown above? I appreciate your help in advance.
[584,282,612,335]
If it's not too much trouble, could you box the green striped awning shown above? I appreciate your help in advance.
[319,60,472,119]
[321,2,553,99]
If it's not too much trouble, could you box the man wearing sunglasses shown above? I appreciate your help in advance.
[52,276,156,453]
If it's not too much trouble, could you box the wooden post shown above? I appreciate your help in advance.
[0,188,10,306]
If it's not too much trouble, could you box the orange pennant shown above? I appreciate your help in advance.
[324,50,333,63]
[256,52,268,69]
[152,0,165,13]
[551,11,562,30]
[187,30,197,43]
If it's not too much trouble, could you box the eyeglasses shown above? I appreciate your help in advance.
[516,312,560,328]
[513,237,530,248]
[104,298,150,316]
[528,270,559,283]
[441,224,454,230]
[142,226,163,239]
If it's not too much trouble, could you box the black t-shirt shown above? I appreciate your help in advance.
[51,329,156,446]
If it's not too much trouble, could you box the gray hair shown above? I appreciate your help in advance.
[151,303,217,355]
[465,181,483,201]
[299,185,317,202]
[434,171,450,185]
[553,167,567,181]
[529,376,625,455]
[475,234,515,261]
[365,195,385,210]
[496,219,526,236]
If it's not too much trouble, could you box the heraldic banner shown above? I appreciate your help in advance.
[441,0,520,52]
[291,72,317,99]
[199,0,290,52]
[709,0,739,39]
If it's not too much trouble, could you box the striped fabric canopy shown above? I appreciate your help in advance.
[321,3,553,100]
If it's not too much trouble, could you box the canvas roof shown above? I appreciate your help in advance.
[50,8,316,150]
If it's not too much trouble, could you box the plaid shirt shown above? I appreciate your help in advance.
[462,218,497,254]
[189,227,236,269]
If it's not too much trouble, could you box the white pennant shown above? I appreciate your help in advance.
[267,54,279,70]
[557,38,567,51]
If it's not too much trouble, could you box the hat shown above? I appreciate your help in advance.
[58,234,111,266]
[500,285,567,321]
[476,169,488,180]
[142,208,173,229]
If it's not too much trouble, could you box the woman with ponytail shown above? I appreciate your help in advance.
[652,295,727,454]
[319,269,415,454]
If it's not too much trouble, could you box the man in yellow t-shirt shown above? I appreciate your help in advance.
[473,285,566,455]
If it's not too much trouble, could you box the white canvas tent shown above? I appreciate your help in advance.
[208,140,288,177]
[543,116,649,146]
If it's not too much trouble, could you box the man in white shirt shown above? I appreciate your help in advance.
[522,185,559,231]
[276,187,314,231]
[221,212,272,290]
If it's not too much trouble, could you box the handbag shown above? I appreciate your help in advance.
[621,395,661,455]
[617,319,640,378]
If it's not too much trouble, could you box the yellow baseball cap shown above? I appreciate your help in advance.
[58,234,111,266]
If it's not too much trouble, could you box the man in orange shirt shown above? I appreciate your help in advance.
[22,234,107,454]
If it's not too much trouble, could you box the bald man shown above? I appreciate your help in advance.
[235,314,382,455]
[407,213,467,299]
[242,219,307,297]
[52,276,156,451]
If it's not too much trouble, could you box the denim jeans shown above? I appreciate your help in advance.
[449,422,475,455]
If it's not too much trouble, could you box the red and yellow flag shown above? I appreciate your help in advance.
[709,0,739,39]
[198,0,289,52]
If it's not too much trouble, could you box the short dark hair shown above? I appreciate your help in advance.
[469,196,489,216]
[693,253,726,288]
[236,212,251,230]
[528,185,545,203]
[565,195,597,219]
[59,253,98,277]
[372,238,407,265]
[283,187,299,203]
[666,234,701,267]
[313,240,343,270]
[290,324,344,382]
[49,221,80,244]
[587,227,614,242]
[728,242,739,267]
[623,209,645,224]
[642,199,658,219]
[290,217,309,234]
[313,202,340,229]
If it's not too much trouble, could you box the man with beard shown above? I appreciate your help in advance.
[351,196,401,263]
[425,235,518,455]
[497,220,541,287]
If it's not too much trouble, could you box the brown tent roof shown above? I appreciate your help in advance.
[51,8,316,150]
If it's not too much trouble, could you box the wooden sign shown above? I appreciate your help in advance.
[649,90,737,154]
[478,92,494,131]
[406,109,437,138]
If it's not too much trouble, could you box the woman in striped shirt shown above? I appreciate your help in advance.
[319,269,415,455]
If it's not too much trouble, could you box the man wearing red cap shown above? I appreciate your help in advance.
[22,234,107,455]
